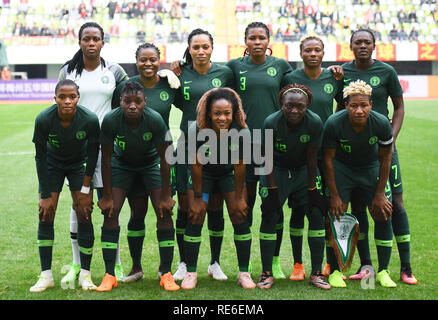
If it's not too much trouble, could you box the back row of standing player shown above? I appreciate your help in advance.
[30,20,416,293]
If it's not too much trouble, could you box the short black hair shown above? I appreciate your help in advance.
[55,79,79,95]
[120,81,145,98]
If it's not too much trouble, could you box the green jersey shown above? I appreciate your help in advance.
[337,60,404,118]
[33,104,100,197]
[322,109,393,168]
[283,68,343,124]
[100,107,169,168]
[175,63,234,136]
[188,121,250,177]
[112,75,177,128]
[263,109,323,170]
[226,55,293,131]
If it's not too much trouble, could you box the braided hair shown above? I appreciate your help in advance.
[135,42,161,61]
[278,83,313,106]
[244,21,272,56]
[183,28,214,67]
[62,22,106,76]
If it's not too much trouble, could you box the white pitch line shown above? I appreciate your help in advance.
[0,151,34,156]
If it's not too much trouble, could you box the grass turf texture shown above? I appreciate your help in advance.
[0,100,437,300]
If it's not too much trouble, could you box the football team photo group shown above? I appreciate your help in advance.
[2,0,437,304]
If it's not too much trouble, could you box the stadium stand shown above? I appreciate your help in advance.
[0,0,436,46]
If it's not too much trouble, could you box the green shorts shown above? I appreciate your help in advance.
[127,163,176,198]
[389,145,403,194]
[112,161,161,192]
[332,159,392,206]
[40,164,85,194]
[187,167,236,194]
[259,165,312,210]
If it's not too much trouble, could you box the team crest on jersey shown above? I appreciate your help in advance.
[324,83,334,94]
[160,91,169,101]
[259,186,268,199]
[76,131,87,140]
[369,136,378,145]
[143,132,152,141]
[101,75,110,84]
[211,78,222,88]
[300,134,310,143]
[369,76,380,87]
[267,67,277,77]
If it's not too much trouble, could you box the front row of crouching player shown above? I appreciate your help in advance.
[30,79,406,292]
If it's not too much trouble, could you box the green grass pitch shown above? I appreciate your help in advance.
[0,100,437,301]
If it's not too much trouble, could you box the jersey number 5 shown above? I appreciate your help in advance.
[184,86,190,100]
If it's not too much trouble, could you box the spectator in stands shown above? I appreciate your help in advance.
[1,66,12,81]
[374,7,383,23]
[107,1,118,19]
[397,8,408,24]
[278,3,288,17]
[315,19,324,36]
[399,27,408,41]
[275,28,283,42]
[298,19,307,35]
[153,11,163,24]
[374,28,382,42]
[253,1,261,12]
[59,4,69,20]
[408,10,417,23]
[136,26,146,43]
[296,6,305,21]
[17,0,29,16]
[40,24,53,37]
[181,2,190,19]
[30,23,40,37]
[409,27,419,41]
[389,25,399,41]
[168,28,180,42]
[170,1,182,19]
[136,2,146,18]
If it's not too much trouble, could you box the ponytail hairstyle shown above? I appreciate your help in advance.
[62,22,106,76]
[135,42,161,61]
[196,87,247,130]
[243,21,272,56]
[182,28,214,67]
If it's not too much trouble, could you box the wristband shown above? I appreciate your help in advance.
[80,186,91,194]
[267,186,278,190]
[308,186,317,191]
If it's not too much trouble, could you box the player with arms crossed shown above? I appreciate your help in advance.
[30,80,100,292]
